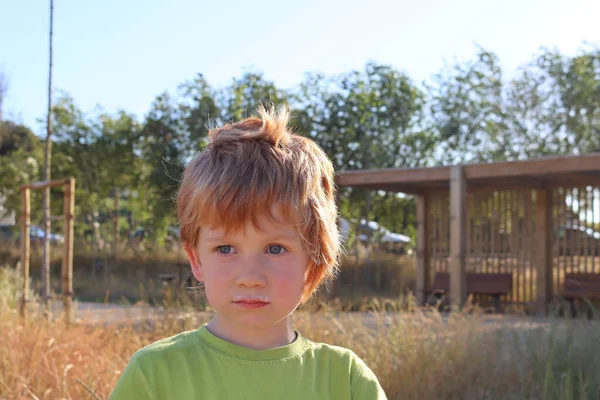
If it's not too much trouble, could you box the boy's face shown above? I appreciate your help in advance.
[185,209,310,332]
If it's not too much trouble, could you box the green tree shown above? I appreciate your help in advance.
[138,92,186,241]
[427,48,508,164]
[534,46,600,154]
[0,121,40,156]
[295,63,431,171]
[0,121,43,224]
[294,63,431,280]
[427,45,600,162]
[177,73,221,155]
[52,95,105,241]
[219,71,289,123]
[51,95,143,245]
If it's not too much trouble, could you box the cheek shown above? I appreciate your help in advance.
[204,267,230,286]
[201,263,231,299]
[270,263,306,297]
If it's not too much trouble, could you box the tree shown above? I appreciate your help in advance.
[0,121,40,156]
[5,43,599,259]
[534,46,600,154]
[0,121,43,225]
[52,95,102,245]
[295,63,432,219]
[177,74,220,156]
[427,45,600,163]
[219,71,289,123]
[295,63,431,171]
[293,63,432,283]
[138,92,186,241]
[52,94,142,247]
[427,48,508,164]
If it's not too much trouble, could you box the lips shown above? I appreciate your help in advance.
[235,300,268,304]
[233,299,270,309]
[232,295,270,303]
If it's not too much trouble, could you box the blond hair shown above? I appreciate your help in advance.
[177,105,340,301]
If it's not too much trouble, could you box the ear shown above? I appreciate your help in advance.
[184,245,204,283]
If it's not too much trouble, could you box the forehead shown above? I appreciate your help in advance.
[201,211,300,240]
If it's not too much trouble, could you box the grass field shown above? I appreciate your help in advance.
[2,266,600,400]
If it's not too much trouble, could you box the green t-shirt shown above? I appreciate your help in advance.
[110,324,387,399]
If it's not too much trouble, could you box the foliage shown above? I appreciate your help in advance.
[0,265,37,311]
[1,44,598,247]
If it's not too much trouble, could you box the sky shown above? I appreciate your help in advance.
[1,0,599,134]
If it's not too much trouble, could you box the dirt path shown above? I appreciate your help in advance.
[42,300,565,337]
[43,300,205,325]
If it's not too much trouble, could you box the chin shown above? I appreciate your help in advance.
[224,307,293,326]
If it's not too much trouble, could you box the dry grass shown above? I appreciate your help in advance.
[0,241,417,306]
[2,266,600,400]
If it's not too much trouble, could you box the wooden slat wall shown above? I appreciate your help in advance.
[553,186,600,295]
[466,189,534,306]
[427,185,600,308]
[428,192,450,274]
[428,188,535,306]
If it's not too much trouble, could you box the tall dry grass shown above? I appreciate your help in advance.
[1,265,600,399]
[0,241,417,307]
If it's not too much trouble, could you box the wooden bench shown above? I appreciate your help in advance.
[157,273,178,285]
[431,272,513,312]
[563,273,600,317]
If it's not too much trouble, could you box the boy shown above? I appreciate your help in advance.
[110,106,387,399]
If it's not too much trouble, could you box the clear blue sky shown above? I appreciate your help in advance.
[1,0,599,134]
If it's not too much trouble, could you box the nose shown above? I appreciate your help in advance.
[235,273,266,288]
[235,259,267,288]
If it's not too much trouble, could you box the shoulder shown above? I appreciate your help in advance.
[124,329,203,389]
[301,337,374,378]
[303,338,356,362]
[130,329,200,366]
[302,337,386,399]
[110,330,201,400]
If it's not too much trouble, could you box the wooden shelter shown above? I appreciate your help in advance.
[336,153,600,315]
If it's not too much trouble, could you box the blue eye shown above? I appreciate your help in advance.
[267,245,286,255]
[217,245,233,254]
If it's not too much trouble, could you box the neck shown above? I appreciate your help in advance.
[206,315,296,350]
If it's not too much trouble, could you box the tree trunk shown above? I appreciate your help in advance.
[402,203,409,231]
[92,208,101,252]
[353,221,360,287]
[363,190,372,288]
[114,189,120,259]
[41,0,54,318]
[87,212,98,276]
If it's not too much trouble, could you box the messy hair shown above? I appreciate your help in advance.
[177,105,340,301]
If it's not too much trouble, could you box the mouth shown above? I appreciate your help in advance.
[233,299,270,309]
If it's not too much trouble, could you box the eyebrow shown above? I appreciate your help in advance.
[203,233,226,242]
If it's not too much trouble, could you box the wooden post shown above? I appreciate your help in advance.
[535,187,552,316]
[62,178,75,326]
[114,189,120,259]
[41,0,55,322]
[450,166,467,309]
[20,188,31,318]
[415,193,429,305]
